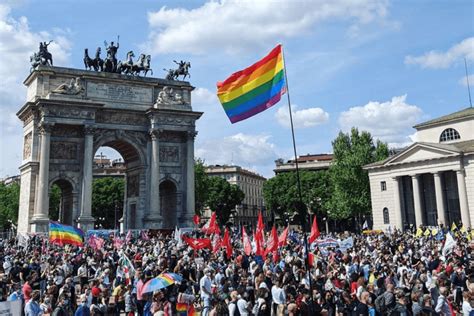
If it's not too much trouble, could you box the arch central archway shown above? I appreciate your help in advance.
[160,180,178,228]
[93,135,147,231]
[49,179,75,226]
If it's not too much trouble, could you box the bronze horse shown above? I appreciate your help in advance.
[84,48,104,71]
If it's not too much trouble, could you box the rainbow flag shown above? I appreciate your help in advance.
[176,303,187,316]
[49,222,84,246]
[217,44,286,123]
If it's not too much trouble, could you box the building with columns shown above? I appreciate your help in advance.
[204,165,267,226]
[16,65,201,233]
[365,107,474,230]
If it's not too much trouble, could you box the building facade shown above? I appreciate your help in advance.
[204,165,266,226]
[365,108,474,230]
[274,154,333,174]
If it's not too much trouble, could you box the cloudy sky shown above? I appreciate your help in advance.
[1,0,473,178]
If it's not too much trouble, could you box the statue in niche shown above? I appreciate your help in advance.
[52,77,85,95]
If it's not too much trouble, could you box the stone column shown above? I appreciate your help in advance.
[433,172,446,227]
[147,129,161,226]
[185,131,197,225]
[392,177,403,230]
[31,123,52,232]
[456,170,471,228]
[411,175,424,227]
[78,126,95,231]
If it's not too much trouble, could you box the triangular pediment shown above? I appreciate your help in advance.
[385,142,460,165]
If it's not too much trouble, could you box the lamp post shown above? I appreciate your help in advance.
[114,201,119,231]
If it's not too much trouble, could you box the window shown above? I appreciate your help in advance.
[383,207,390,224]
[380,181,387,191]
[439,128,460,142]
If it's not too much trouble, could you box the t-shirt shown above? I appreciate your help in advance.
[200,275,212,299]
[354,302,369,316]
[22,282,32,302]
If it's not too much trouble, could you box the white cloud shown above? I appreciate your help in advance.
[405,37,474,69]
[338,95,423,144]
[192,87,218,109]
[196,133,277,167]
[146,0,389,54]
[459,74,474,87]
[275,105,329,128]
[0,3,72,177]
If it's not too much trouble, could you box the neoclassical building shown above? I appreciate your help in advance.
[365,107,473,230]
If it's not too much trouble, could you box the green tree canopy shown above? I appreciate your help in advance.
[263,170,331,222]
[327,127,388,222]
[205,176,245,225]
[0,182,20,230]
[194,158,210,215]
[48,184,61,221]
[92,177,124,229]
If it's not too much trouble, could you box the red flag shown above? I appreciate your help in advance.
[193,214,200,226]
[308,252,315,267]
[278,226,289,247]
[272,250,279,263]
[265,226,278,256]
[222,228,233,259]
[182,235,212,250]
[212,233,222,254]
[255,211,265,256]
[242,226,252,256]
[309,216,320,244]
[202,212,219,235]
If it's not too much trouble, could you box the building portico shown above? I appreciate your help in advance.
[365,108,474,231]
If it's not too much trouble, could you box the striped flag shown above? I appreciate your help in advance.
[217,44,286,123]
[49,222,84,247]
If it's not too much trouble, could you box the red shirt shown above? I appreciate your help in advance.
[22,282,32,302]
[91,286,101,297]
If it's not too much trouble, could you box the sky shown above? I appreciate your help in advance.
[0,0,473,178]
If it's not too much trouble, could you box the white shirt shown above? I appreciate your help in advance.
[237,298,249,315]
[462,300,472,316]
[271,285,286,305]
[200,275,212,299]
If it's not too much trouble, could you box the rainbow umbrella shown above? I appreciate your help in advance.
[142,273,183,293]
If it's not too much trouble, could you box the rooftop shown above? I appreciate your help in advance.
[205,165,266,180]
[413,107,474,129]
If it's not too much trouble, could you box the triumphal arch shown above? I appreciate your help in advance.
[17,65,202,233]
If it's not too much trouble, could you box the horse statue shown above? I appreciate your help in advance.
[84,48,94,70]
[164,60,191,81]
[93,47,104,71]
[131,54,153,77]
[38,41,53,66]
[116,51,135,75]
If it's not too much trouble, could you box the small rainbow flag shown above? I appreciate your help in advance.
[49,222,84,246]
[217,44,286,123]
[176,303,187,316]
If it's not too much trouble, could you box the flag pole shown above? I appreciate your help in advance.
[281,45,313,292]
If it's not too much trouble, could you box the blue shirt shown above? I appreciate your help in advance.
[25,300,42,316]
[8,291,22,301]
[74,304,91,316]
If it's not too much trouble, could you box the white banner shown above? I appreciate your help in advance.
[0,300,21,316]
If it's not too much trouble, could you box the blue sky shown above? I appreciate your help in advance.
[1,0,473,178]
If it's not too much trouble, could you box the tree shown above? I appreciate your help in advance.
[263,170,331,223]
[205,176,245,225]
[327,128,388,223]
[48,184,61,221]
[91,177,124,229]
[0,182,20,230]
[194,158,210,215]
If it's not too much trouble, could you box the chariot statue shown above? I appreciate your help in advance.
[103,36,120,72]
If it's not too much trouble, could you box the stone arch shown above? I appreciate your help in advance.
[160,179,178,228]
[49,177,76,226]
[93,131,147,167]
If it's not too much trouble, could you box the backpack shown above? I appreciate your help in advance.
[374,295,387,314]
[230,302,241,316]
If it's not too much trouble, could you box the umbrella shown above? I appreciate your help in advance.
[142,273,183,293]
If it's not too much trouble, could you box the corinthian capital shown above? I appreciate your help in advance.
[83,125,96,135]
[187,131,198,140]
[38,122,53,135]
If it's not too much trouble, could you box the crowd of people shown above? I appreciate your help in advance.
[0,224,473,316]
